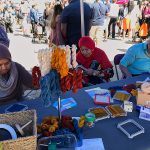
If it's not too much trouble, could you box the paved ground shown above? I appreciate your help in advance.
[8,30,133,81]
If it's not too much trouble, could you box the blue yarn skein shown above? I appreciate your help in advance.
[40,69,61,107]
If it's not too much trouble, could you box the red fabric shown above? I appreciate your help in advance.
[76,47,113,83]
[78,36,95,50]
[76,47,113,70]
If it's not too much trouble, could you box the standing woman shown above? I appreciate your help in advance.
[122,3,130,40]
[49,4,64,46]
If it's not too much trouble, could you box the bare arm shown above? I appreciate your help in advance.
[61,23,67,39]
[119,64,132,78]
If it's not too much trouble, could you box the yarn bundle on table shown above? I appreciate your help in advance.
[35,45,84,148]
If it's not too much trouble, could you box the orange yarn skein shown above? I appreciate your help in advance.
[51,47,69,78]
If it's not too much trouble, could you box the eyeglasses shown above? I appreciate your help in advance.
[80,47,91,53]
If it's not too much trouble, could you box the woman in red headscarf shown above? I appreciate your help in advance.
[76,36,114,85]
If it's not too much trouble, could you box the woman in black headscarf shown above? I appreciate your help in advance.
[0,44,33,103]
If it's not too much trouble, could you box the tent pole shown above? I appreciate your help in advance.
[80,0,85,37]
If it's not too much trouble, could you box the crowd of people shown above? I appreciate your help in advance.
[0,0,150,103]
[0,0,150,43]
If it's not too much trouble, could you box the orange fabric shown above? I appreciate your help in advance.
[122,18,130,30]
[139,23,148,37]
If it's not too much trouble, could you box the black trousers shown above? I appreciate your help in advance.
[5,23,13,33]
[88,76,104,85]
[108,17,117,38]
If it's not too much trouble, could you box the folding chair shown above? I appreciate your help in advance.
[114,54,125,80]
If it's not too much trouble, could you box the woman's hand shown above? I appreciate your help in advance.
[92,70,100,76]
[86,68,94,75]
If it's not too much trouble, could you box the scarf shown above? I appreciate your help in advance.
[0,62,18,98]
[76,48,113,69]
[77,53,93,68]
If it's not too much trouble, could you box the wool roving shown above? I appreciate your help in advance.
[38,48,52,76]
[72,44,78,68]
[65,45,72,68]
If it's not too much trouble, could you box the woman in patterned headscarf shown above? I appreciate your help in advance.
[76,36,114,85]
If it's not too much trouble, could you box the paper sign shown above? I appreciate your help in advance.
[75,138,105,150]
[53,98,77,112]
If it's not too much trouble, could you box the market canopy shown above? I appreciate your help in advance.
[116,0,129,4]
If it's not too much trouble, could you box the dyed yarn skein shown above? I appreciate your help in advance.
[40,70,61,107]
[32,66,41,88]
[51,47,69,78]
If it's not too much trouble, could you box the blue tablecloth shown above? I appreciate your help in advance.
[0,73,150,150]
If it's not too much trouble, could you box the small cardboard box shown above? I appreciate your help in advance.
[0,110,37,150]
[137,90,150,106]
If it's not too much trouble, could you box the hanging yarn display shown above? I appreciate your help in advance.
[60,68,83,93]
[60,71,72,93]
[40,69,61,107]
[36,45,84,148]
[37,45,83,107]
[51,47,69,78]
[32,66,41,88]
[72,45,78,68]
[38,48,52,76]
[72,69,78,93]
[66,45,72,68]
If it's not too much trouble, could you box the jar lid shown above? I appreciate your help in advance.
[85,113,96,122]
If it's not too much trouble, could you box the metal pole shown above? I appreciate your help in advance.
[80,0,85,36]
[58,96,61,125]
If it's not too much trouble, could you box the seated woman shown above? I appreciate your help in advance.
[119,38,150,78]
[76,36,114,85]
[0,44,34,103]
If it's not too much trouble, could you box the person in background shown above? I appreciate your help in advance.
[0,44,34,103]
[108,0,119,39]
[61,0,92,48]
[122,3,130,40]
[49,4,64,45]
[142,1,150,37]
[119,38,150,78]
[103,0,111,41]
[90,0,108,46]
[29,4,39,37]
[76,36,114,85]
[4,7,14,33]
[43,2,51,23]
[129,1,139,41]
[0,24,9,47]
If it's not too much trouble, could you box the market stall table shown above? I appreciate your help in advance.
[0,73,150,150]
